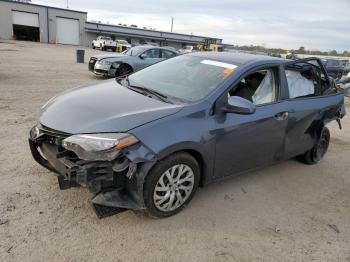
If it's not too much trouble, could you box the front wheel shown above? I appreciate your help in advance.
[115,64,132,77]
[143,152,200,218]
[297,127,330,164]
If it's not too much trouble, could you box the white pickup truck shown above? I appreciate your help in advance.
[92,36,117,51]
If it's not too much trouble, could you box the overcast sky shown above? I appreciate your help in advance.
[34,0,350,52]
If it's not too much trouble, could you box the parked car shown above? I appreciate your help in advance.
[115,39,131,52]
[29,53,346,218]
[338,76,350,97]
[268,53,282,58]
[140,41,159,47]
[343,60,350,76]
[178,45,198,54]
[88,46,178,77]
[286,51,299,60]
[323,59,346,80]
[92,36,116,51]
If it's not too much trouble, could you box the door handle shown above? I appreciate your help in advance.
[274,111,289,121]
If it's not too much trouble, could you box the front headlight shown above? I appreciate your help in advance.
[62,133,138,161]
[98,60,112,65]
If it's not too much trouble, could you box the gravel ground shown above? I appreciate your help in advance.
[0,41,349,262]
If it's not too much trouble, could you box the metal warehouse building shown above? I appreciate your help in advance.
[84,22,222,50]
[0,0,87,45]
[0,0,221,49]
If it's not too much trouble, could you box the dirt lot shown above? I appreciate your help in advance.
[0,41,349,262]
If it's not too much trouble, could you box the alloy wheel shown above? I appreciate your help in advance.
[153,164,195,212]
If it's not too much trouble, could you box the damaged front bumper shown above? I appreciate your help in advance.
[28,125,156,218]
[93,62,119,77]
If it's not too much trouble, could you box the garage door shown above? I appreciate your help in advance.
[56,17,79,45]
[12,11,39,27]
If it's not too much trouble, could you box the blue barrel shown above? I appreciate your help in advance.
[76,49,85,63]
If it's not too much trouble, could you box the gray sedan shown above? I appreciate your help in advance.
[30,53,345,218]
[88,46,178,77]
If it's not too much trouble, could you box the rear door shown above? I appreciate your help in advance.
[282,58,345,159]
[161,49,177,61]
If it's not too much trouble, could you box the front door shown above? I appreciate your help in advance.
[138,48,162,70]
[213,66,289,179]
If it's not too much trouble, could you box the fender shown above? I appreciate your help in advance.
[129,140,215,209]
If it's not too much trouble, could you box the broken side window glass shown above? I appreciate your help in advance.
[285,70,314,98]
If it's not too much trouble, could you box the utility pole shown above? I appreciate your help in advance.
[171,17,174,32]
[66,0,69,9]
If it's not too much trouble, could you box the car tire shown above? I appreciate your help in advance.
[143,152,200,218]
[92,44,95,49]
[116,64,133,77]
[297,126,330,165]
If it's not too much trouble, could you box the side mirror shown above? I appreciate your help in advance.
[139,54,147,59]
[224,96,256,114]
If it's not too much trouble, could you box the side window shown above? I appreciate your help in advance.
[285,70,315,98]
[142,49,160,58]
[162,50,176,59]
[229,68,279,105]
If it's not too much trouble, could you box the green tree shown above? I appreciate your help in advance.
[329,50,338,56]
[298,46,306,54]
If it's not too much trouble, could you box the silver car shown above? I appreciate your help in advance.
[88,46,178,77]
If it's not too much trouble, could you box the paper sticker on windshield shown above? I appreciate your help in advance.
[200,60,237,69]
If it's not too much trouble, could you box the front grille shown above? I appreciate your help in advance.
[36,124,70,151]
[39,124,70,139]
[38,125,80,162]
[94,69,106,74]
[89,57,97,71]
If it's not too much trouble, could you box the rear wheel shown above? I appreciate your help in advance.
[297,127,330,164]
[92,44,95,49]
[144,152,200,218]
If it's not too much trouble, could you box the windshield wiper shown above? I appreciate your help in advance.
[123,76,172,103]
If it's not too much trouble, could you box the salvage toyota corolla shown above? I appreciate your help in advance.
[29,52,346,218]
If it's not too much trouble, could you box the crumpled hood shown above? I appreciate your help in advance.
[38,79,183,134]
